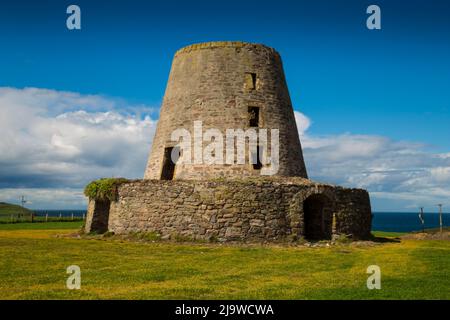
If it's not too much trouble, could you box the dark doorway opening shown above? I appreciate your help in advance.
[90,200,110,233]
[303,194,333,240]
[161,146,179,180]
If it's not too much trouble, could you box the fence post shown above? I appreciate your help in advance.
[83,213,86,220]
[71,213,74,221]
[45,213,48,222]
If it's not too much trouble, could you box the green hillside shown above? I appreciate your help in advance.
[0,202,33,217]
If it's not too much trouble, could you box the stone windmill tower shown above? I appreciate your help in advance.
[85,41,372,242]
[144,41,308,180]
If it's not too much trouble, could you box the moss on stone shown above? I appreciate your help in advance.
[84,178,129,201]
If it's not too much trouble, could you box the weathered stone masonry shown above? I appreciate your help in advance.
[84,41,373,241]
[87,178,372,241]
[144,41,307,180]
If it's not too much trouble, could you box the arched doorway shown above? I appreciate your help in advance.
[303,194,333,240]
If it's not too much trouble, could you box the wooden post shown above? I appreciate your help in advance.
[331,212,337,239]
[419,207,425,233]
[45,213,48,222]
[71,213,74,221]
[83,213,86,220]
[438,204,443,235]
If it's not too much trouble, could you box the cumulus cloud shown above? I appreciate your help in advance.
[295,112,450,210]
[294,111,311,137]
[0,87,156,208]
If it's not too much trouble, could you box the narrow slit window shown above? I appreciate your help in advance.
[161,146,179,180]
[248,106,260,127]
[245,72,257,90]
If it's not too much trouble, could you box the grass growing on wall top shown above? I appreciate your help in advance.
[84,178,129,201]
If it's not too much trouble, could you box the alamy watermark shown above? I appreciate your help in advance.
[169,121,280,176]
[66,5,81,30]
[66,265,81,290]
[366,265,381,290]
[66,5,381,31]
[367,5,381,30]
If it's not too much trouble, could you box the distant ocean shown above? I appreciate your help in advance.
[32,210,449,233]
[372,212,450,232]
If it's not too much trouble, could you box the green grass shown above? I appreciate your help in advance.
[372,228,450,238]
[0,221,83,230]
[0,202,32,217]
[0,226,448,300]
[372,230,406,238]
[424,226,450,233]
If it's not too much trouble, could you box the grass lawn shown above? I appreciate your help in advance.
[371,231,406,238]
[0,221,84,230]
[0,223,448,299]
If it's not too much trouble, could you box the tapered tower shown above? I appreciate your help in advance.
[144,41,307,180]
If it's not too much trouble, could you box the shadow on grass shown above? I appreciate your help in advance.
[369,235,401,243]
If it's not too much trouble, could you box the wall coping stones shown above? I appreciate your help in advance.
[174,41,280,57]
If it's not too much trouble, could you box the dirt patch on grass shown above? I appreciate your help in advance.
[401,231,450,240]
[60,231,390,249]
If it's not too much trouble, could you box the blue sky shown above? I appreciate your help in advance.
[0,0,449,211]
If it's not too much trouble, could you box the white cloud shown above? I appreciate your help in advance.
[0,87,157,208]
[295,112,450,210]
[430,167,450,182]
[294,111,311,136]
